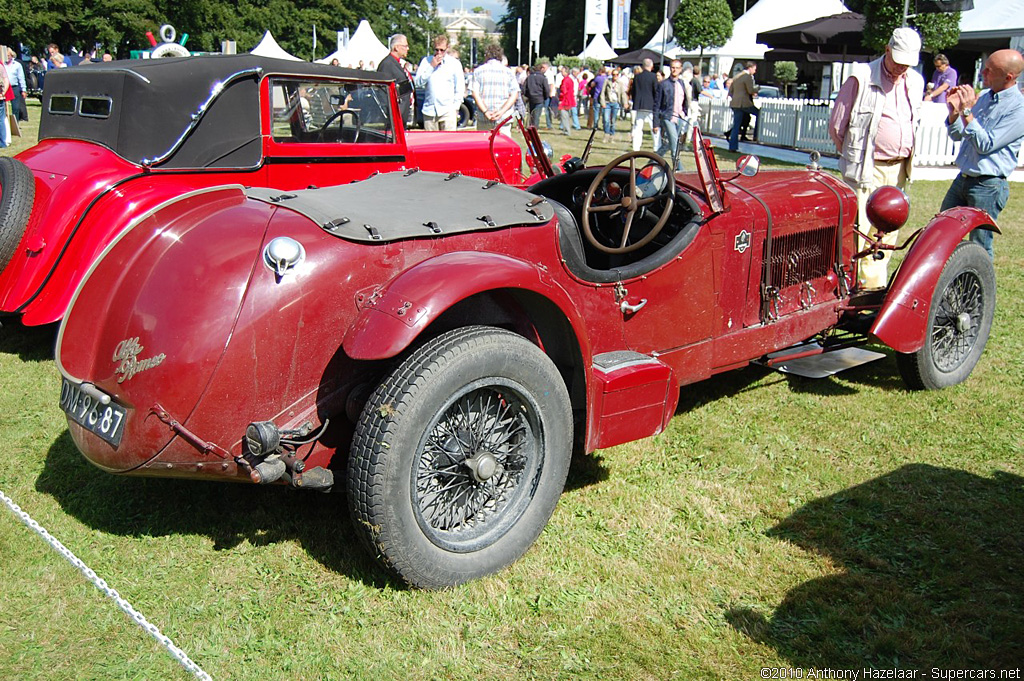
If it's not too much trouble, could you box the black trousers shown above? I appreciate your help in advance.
[11,86,28,121]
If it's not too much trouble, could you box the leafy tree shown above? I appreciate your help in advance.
[773,60,797,96]
[844,0,960,53]
[672,0,733,60]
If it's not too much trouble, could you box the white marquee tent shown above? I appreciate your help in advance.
[341,20,390,68]
[579,33,618,61]
[646,0,849,73]
[250,31,303,61]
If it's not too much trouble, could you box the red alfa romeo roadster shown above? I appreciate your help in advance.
[56,129,996,588]
[0,55,524,326]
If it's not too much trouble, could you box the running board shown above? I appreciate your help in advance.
[756,342,887,379]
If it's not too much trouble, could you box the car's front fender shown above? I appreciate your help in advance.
[872,206,997,353]
[342,251,586,361]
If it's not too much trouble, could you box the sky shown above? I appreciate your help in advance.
[440,0,509,21]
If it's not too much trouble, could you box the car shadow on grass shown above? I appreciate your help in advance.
[726,463,1024,668]
[35,431,403,590]
[0,320,58,361]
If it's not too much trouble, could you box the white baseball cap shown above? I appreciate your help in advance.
[889,27,922,67]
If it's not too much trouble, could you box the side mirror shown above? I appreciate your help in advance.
[736,155,760,177]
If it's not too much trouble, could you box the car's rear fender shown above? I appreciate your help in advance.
[872,206,997,353]
[342,251,589,363]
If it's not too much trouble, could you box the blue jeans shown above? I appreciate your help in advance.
[940,173,1008,258]
[571,106,580,129]
[657,116,681,170]
[729,105,758,151]
[603,103,620,135]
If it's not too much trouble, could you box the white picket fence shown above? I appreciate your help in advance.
[698,98,1024,169]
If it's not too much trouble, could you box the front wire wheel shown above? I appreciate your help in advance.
[347,326,572,588]
[897,241,995,390]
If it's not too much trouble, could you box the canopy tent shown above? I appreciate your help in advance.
[343,20,390,69]
[316,48,348,65]
[579,33,618,61]
[649,0,850,64]
[758,12,873,62]
[609,48,668,66]
[250,31,303,61]
[958,0,1024,51]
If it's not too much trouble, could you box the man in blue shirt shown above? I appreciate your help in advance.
[942,49,1024,258]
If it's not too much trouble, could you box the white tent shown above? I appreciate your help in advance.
[960,0,1024,42]
[316,48,349,66]
[343,20,390,69]
[250,31,303,61]
[579,33,618,61]
[649,0,850,61]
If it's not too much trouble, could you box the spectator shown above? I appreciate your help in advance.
[924,54,957,104]
[828,27,924,288]
[470,44,519,137]
[0,58,9,148]
[523,64,549,128]
[941,49,1024,258]
[728,61,759,152]
[590,67,608,131]
[557,65,576,136]
[630,58,659,152]
[541,61,556,129]
[414,34,465,131]
[655,59,689,171]
[568,68,581,130]
[6,48,28,122]
[377,35,413,124]
[45,43,62,70]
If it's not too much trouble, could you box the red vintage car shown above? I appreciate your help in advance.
[56,130,996,588]
[0,55,525,326]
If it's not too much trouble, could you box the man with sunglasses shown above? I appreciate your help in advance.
[415,35,465,131]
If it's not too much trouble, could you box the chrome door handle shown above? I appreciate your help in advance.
[620,298,648,314]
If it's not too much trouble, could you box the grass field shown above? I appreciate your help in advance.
[1,100,1021,678]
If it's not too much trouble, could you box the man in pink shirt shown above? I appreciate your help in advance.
[828,27,924,289]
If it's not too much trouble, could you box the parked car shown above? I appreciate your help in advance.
[56,128,997,588]
[413,86,478,128]
[757,85,782,98]
[0,55,525,326]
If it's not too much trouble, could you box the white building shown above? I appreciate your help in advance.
[437,7,502,52]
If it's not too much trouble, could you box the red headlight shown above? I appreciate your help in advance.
[865,185,910,234]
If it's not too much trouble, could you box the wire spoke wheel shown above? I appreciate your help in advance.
[897,241,995,390]
[931,270,983,373]
[347,326,572,588]
[414,383,541,551]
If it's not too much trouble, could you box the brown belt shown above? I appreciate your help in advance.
[873,157,907,166]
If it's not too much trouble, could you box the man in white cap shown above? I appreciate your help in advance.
[828,27,924,289]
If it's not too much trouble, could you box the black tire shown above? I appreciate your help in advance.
[0,157,35,274]
[458,102,472,128]
[897,241,995,390]
[347,326,572,588]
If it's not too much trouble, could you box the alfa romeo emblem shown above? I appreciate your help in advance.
[734,230,751,254]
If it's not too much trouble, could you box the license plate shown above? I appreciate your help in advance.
[59,379,127,447]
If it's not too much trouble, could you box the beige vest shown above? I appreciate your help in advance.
[838,58,924,188]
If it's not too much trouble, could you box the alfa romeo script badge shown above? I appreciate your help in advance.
[113,337,166,383]
[734,230,751,254]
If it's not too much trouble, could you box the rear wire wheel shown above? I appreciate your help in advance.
[0,157,35,274]
[347,326,572,588]
[897,241,995,390]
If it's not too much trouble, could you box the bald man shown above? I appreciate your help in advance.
[942,48,1024,258]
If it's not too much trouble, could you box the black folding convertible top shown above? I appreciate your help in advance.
[38,55,392,169]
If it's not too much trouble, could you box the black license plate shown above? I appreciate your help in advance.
[59,379,127,447]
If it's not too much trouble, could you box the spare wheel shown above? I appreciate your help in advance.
[0,157,35,273]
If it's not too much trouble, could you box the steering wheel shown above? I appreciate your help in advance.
[582,151,675,254]
[317,109,362,143]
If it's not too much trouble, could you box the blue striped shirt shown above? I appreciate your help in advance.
[947,85,1024,178]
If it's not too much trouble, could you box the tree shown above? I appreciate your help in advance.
[672,0,733,60]
[774,60,797,97]
[844,0,961,53]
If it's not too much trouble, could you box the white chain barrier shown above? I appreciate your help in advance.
[0,487,212,680]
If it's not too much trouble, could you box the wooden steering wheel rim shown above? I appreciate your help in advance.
[581,150,675,255]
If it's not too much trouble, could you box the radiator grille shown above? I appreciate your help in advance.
[766,224,838,291]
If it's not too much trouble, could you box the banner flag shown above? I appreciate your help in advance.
[585,0,610,35]
[611,0,630,49]
[530,0,546,46]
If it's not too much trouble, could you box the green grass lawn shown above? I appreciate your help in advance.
[1,101,1021,678]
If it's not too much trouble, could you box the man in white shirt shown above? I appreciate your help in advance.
[415,35,465,131]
